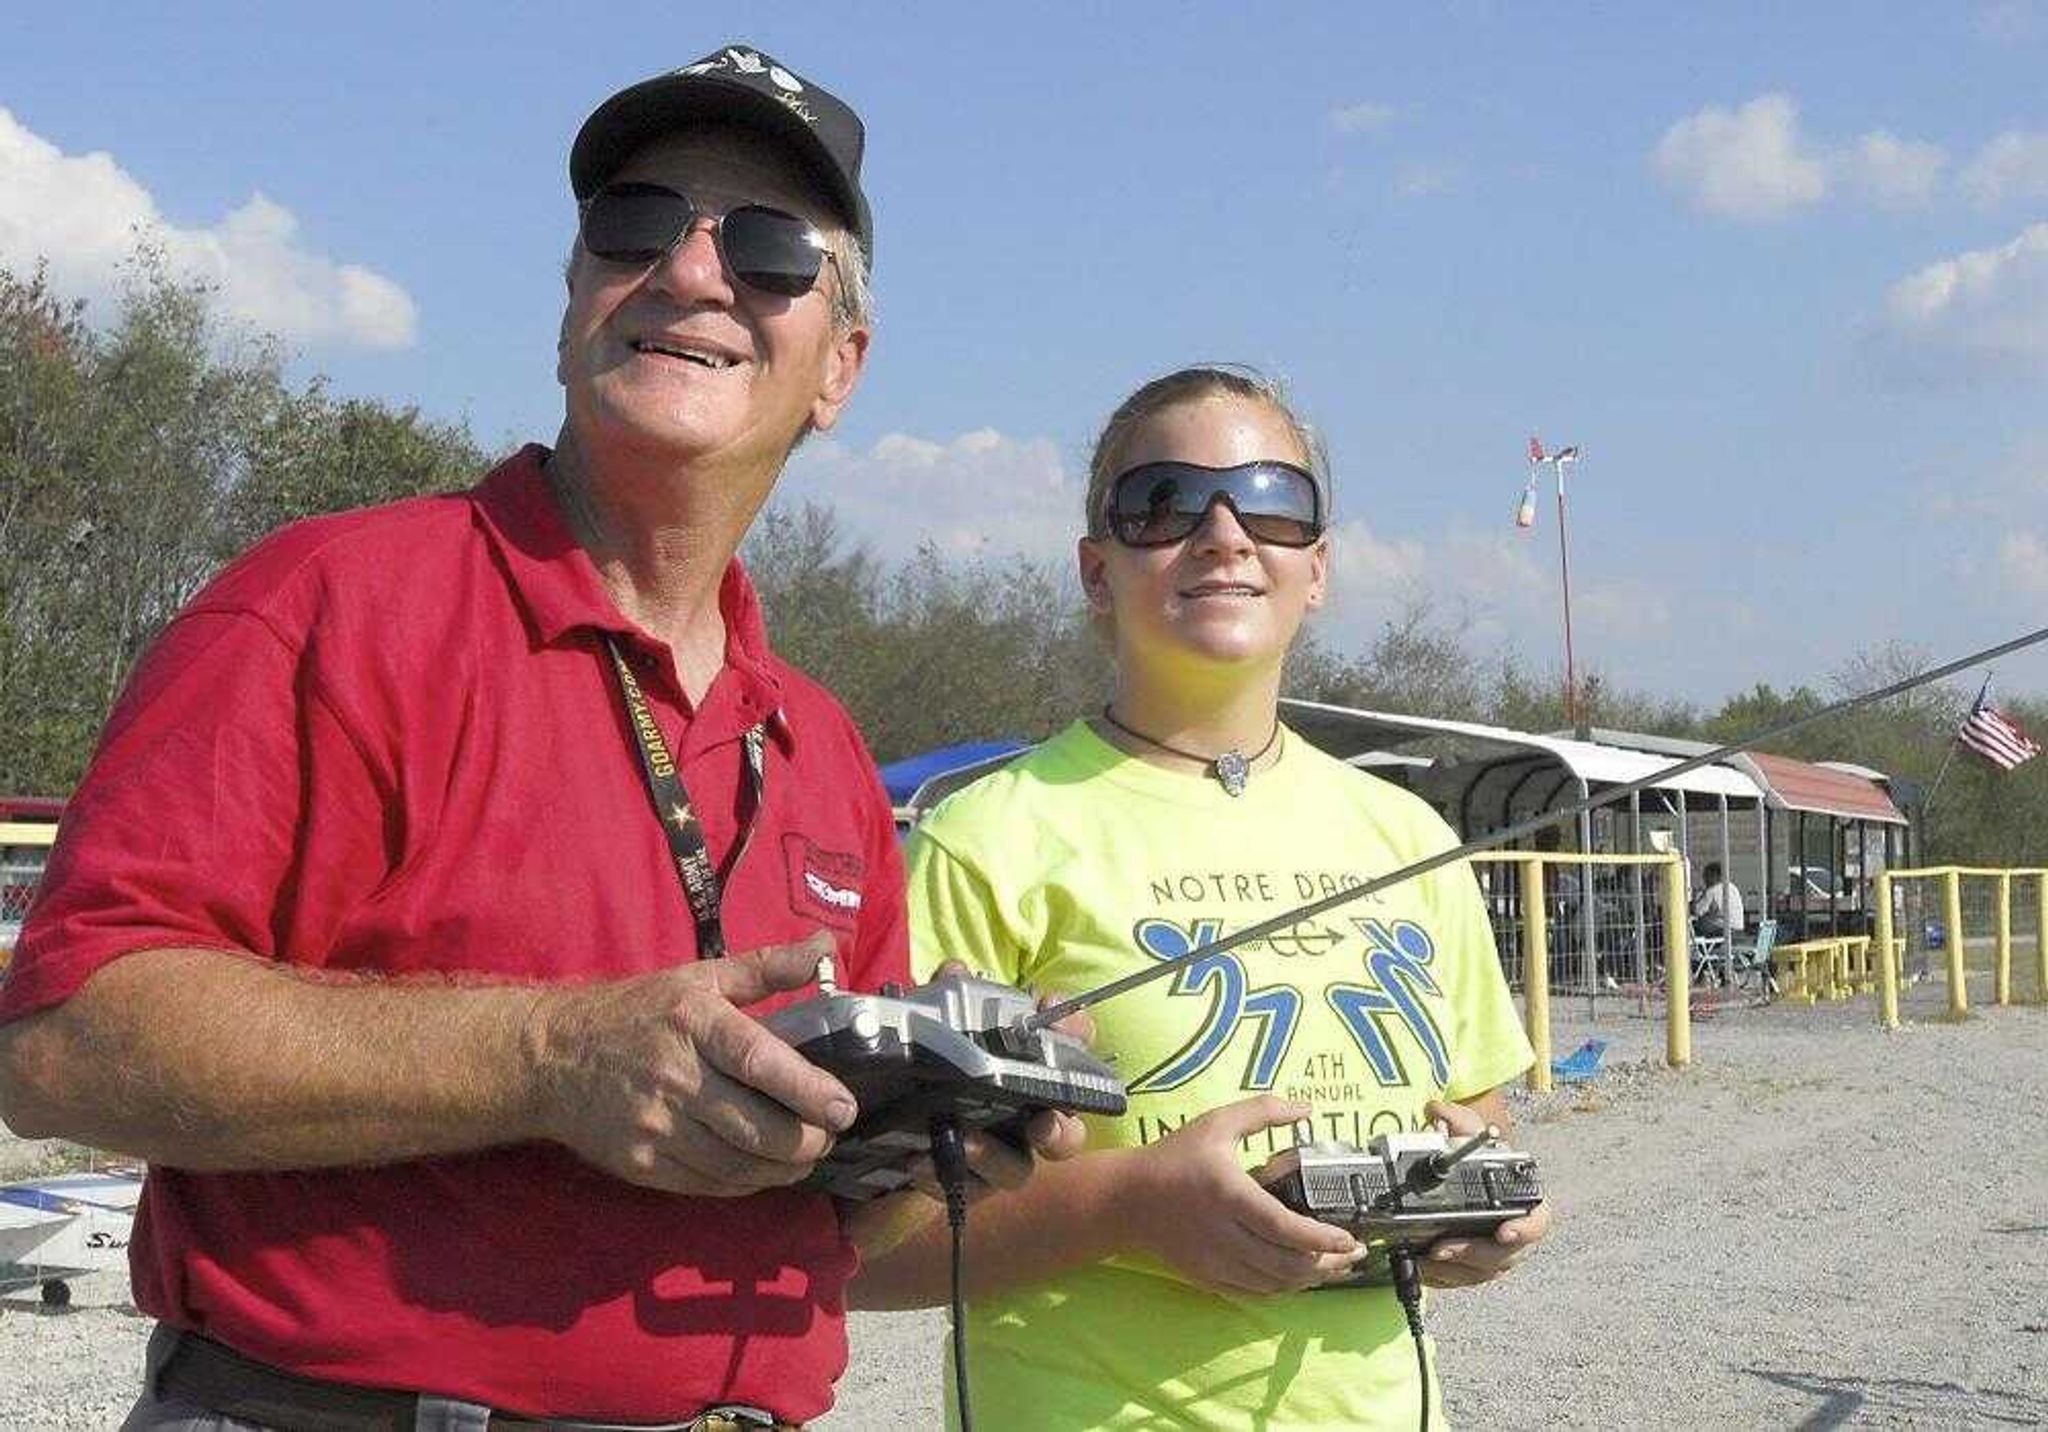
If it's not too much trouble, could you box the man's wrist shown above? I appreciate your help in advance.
[512,983,570,1145]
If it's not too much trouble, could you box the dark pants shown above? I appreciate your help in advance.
[125,1324,494,1430]
[124,1324,788,1431]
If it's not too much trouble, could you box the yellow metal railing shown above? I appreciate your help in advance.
[1471,852,1691,1091]
[1874,865,2048,1028]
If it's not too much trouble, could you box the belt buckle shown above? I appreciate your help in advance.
[691,1409,780,1432]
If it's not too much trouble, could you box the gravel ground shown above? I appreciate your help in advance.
[6,973,2044,1430]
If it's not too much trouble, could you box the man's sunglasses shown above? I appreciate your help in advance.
[579,182,835,299]
[1101,460,1326,548]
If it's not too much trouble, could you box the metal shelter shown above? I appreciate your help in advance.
[1585,730,1908,939]
[1281,701,1767,992]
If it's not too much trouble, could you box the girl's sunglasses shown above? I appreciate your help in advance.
[579,182,835,299]
[1101,460,1326,548]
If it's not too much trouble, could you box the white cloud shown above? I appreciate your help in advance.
[1996,531,2048,595]
[1324,519,1427,602]
[1318,518,1676,675]
[1577,579,1675,642]
[1884,223,2048,376]
[1330,102,1396,136]
[1653,96,1953,220]
[1445,528,1549,604]
[1313,523,1506,656]
[775,427,1082,567]
[1959,129,2048,208]
[1844,131,1946,209]
[0,107,415,349]
[1653,94,1829,221]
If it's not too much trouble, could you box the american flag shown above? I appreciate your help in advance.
[1957,685,2041,771]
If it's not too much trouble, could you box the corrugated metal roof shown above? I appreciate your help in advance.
[1281,702,1761,799]
[1582,727,1908,824]
[1747,751,1906,824]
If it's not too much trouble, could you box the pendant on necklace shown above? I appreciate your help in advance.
[1213,749,1251,797]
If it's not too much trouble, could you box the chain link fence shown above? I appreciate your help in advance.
[1475,852,1684,996]
[2,844,52,956]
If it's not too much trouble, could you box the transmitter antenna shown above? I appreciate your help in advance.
[1027,622,2048,1031]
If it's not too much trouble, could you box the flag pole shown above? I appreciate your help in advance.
[1921,670,1991,826]
[1555,455,1579,733]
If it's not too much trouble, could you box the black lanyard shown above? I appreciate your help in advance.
[606,636,766,959]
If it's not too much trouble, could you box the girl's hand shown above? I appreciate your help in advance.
[1415,1096,1552,1287]
[1122,1095,1364,1294]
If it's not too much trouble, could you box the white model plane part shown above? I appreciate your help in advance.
[0,1169,142,1305]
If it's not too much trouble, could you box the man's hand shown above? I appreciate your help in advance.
[839,1102,1093,1265]
[1416,1096,1552,1287]
[894,972,1095,1204]
[1128,1095,1363,1295]
[524,931,855,1197]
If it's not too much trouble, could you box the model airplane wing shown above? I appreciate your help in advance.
[0,1171,141,1294]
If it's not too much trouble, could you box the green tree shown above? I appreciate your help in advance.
[742,506,1109,762]
[0,252,489,794]
[1284,597,1487,719]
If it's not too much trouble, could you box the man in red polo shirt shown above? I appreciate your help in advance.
[0,45,1073,1430]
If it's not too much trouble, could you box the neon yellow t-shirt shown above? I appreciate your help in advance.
[906,720,1534,1431]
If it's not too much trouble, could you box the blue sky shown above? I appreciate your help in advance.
[4,3,2045,708]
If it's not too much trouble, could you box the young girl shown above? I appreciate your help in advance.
[853,366,1549,1429]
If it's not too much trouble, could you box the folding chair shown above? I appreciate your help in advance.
[1688,931,1729,986]
[1726,918,1781,999]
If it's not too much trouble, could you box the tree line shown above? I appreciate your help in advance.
[4,257,2041,864]
[1,257,489,788]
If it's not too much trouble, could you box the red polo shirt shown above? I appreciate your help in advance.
[0,446,909,1423]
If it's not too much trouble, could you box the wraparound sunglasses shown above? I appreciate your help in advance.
[1100,460,1326,548]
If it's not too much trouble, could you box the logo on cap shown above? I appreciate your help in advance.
[677,48,817,122]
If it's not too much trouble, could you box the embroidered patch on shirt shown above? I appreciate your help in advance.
[783,834,864,929]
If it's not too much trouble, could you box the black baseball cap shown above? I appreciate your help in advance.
[570,44,874,267]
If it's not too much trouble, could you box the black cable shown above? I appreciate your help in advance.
[1388,1246,1431,1432]
[931,1120,975,1432]
[948,1209,971,1432]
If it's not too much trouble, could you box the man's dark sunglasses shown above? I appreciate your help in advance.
[579,182,835,298]
[1102,460,1326,548]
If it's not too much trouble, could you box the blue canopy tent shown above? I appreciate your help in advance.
[880,741,1030,821]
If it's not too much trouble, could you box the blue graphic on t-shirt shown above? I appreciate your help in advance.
[1124,913,1453,1094]
[1325,918,1450,1087]
[1127,918,1303,1093]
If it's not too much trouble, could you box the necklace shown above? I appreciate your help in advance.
[1098,706,1282,797]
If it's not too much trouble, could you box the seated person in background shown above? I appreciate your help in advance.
[1692,861,1745,939]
